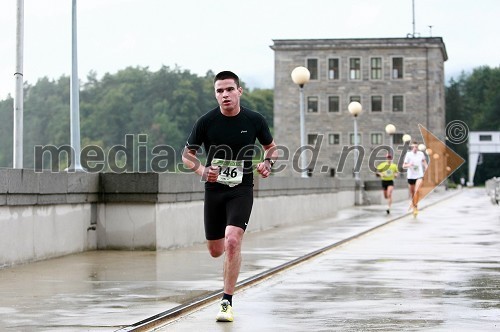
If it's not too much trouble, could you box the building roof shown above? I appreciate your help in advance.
[270,37,448,61]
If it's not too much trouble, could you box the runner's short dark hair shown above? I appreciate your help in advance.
[214,71,240,87]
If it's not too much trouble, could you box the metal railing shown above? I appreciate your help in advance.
[485,177,500,205]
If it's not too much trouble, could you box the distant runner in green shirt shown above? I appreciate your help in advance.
[376,154,399,214]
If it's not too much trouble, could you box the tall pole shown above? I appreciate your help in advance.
[353,115,359,181]
[385,124,396,156]
[348,101,362,205]
[70,0,82,171]
[412,0,416,37]
[299,85,307,178]
[353,115,362,205]
[13,0,24,169]
[291,66,310,178]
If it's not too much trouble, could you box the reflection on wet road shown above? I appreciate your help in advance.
[161,189,500,331]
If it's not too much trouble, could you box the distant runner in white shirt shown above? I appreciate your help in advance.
[403,141,428,216]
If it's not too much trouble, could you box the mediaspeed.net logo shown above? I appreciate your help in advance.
[32,122,466,207]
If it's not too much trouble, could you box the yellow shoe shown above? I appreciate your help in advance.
[216,299,234,322]
[413,206,418,217]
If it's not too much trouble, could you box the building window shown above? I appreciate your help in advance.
[308,134,318,145]
[349,95,361,103]
[328,58,339,80]
[393,133,404,145]
[349,58,361,80]
[371,133,383,145]
[371,95,382,112]
[392,95,404,112]
[307,96,318,113]
[479,135,492,141]
[392,57,403,79]
[350,133,362,145]
[370,57,382,79]
[328,133,340,145]
[328,96,340,112]
[307,58,318,80]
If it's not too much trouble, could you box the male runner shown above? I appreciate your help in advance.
[376,153,399,214]
[182,71,277,322]
[403,141,428,216]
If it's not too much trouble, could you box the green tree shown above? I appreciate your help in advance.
[446,66,500,185]
[242,88,274,129]
[0,97,14,167]
[23,76,70,168]
[0,66,273,171]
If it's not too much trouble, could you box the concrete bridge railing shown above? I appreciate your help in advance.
[0,169,407,267]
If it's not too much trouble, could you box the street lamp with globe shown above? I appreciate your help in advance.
[385,124,396,153]
[348,101,363,205]
[291,66,311,178]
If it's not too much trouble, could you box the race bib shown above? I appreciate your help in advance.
[211,158,244,187]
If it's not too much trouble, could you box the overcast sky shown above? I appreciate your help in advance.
[1,0,499,100]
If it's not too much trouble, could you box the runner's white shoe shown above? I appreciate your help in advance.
[216,299,234,322]
[413,206,418,217]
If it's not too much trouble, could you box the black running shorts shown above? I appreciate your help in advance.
[381,180,394,190]
[408,178,417,185]
[204,185,254,240]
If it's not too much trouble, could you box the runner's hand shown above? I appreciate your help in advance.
[203,165,219,182]
[256,162,271,178]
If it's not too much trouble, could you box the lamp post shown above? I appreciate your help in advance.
[348,101,362,180]
[433,153,440,185]
[400,134,412,174]
[13,0,24,169]
[402,134,412,152]
[419,143,429,165]
[69,0,83,171]
[426,147,433,164]
[291,66,311,178]
[348,101,362,205]
[402,134,412,144]
[385,124,396,153]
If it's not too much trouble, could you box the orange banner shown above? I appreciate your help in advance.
[416,124,465,204]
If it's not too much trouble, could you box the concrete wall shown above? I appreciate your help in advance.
[364,179,409,205]
[0,204,96,267]
[98,174,353,250]
[0,169,403,267]
[0,170,99,267]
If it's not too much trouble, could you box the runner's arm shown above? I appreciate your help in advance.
[182,147,218,182]
[257,140,278,178]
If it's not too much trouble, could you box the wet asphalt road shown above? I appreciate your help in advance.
[159,189,500,332]
[0,189,498,331]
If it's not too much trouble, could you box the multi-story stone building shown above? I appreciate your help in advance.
[270,37,448,178]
